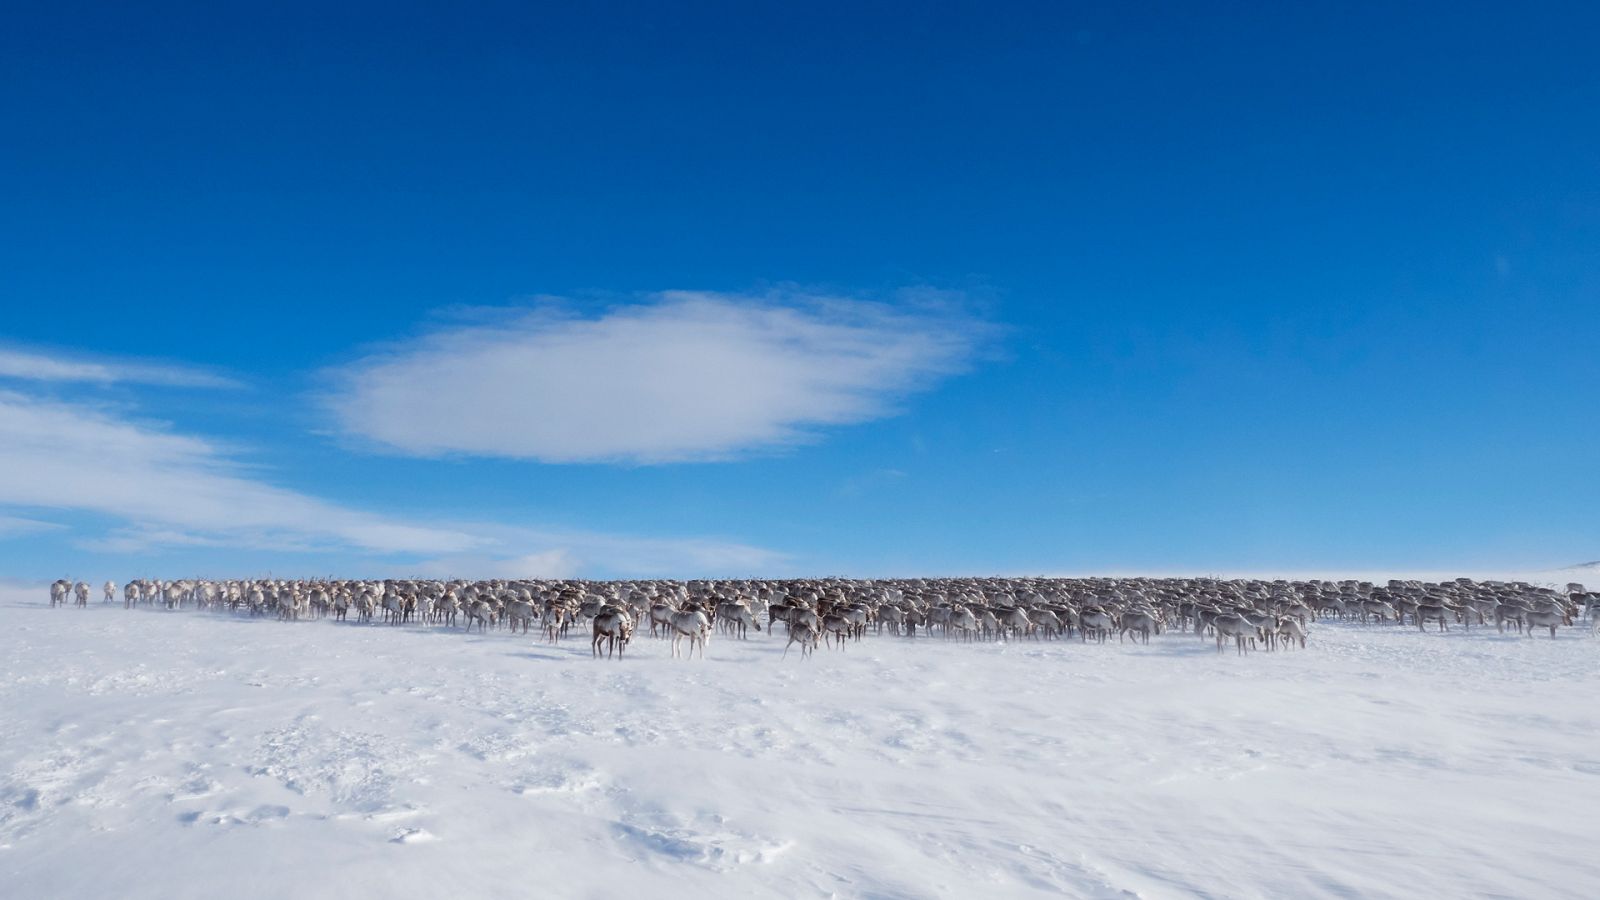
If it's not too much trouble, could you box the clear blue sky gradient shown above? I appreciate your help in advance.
[2,2,1597,577]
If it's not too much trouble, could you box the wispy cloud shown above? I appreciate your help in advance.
[325,290,989,463]
[0,389,787,576]
[0,390,480,555]
[0,514,65,538]
[0,344,242,389]
[409,549,582,580]
[402,523,790,580]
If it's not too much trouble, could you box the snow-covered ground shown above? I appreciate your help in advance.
[2,586,1597,900]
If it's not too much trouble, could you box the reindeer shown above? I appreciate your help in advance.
[304,586,329,620]
[380,592,406,626]
[648,601,678,639]
[1030,608,1064,639]
[1118,609,1159,644]
[876,604,906,635]
[783,620,820,659]
[1415,603,1454,632]
[1495,603,1530,634]
[437,591,460,628]
[1359,600,1397,624]
[820,611,855,649]
[505,599,537,634]
[1524,609,1570,639]
[1000,607,1033,640]
[944,605,980,643]
[840,604,871,641]
[669,609,710,659]
[1276,616,1308,649]
[542,601,570,643]
[591,606,633,659]
[716,600,762,639]
[783,604,820,638]
[465,599,496,633]
[1079,607,1115,644]
[1211,613,1258,655]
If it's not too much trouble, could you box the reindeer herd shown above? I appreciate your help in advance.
[44,575,1599,658]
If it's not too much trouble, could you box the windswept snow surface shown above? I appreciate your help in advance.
[2,590,1597,899]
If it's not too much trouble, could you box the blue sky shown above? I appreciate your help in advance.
[2,2,1597,579]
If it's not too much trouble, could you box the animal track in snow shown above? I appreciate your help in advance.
[178,804,290,827]
[612,813,790,870]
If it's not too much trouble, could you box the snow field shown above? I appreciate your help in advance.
[1,590,1597,899]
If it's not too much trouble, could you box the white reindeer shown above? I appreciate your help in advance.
[1211,613,1257,655]
[1415,603,1454,632]
[1276,616,1308,649]
[1000,607,1032,640]
[1359,600,1397,624]
[669,609,710,659]
[1079,608,1115,643]
[1523,609,1570,639]
[945,606,979,643]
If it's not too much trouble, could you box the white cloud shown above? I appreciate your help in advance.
[403,549,581,580]
[0,390,788,576]
[0,514,64,538]
[0,345,241,389]
[405,526,790,580]
[325,291,987,463]
[0,390,480,555]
